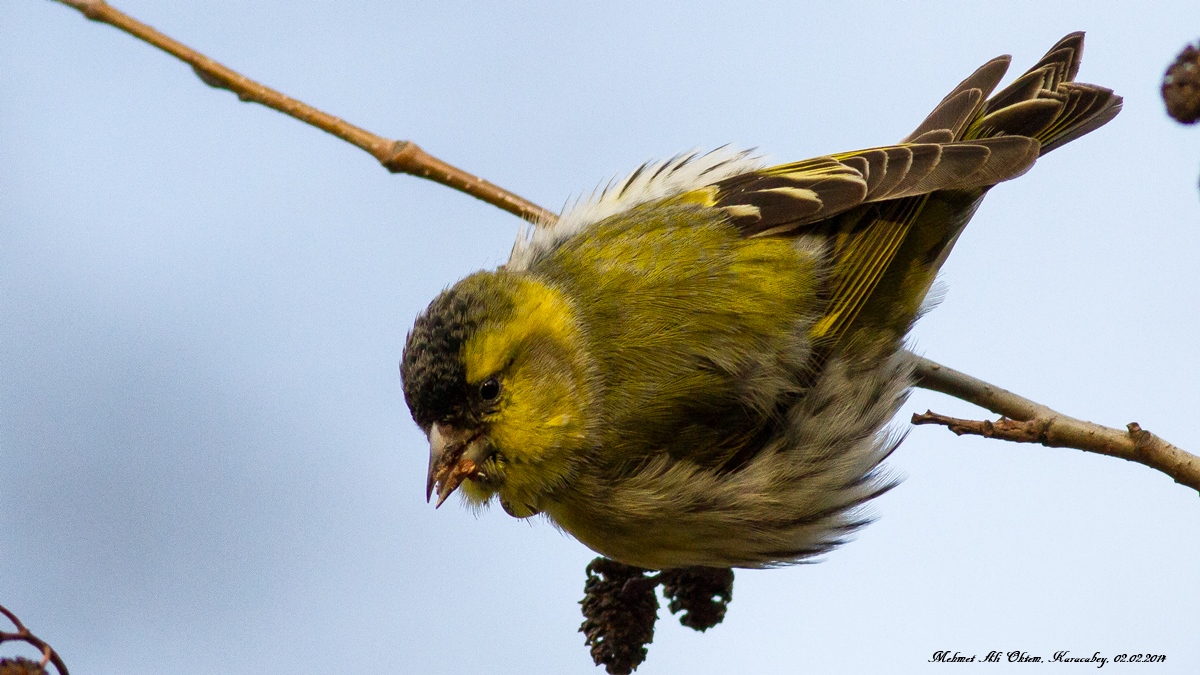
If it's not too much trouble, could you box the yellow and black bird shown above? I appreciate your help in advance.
[401,33,1120,569]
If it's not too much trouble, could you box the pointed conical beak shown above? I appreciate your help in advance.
[426,422,481,508]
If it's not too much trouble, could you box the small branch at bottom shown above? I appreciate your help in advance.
[0,603,69,675]
[910,355,1200,494]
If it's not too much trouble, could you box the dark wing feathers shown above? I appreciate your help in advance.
[903,56,1010,142]
[981,66,1055,114]
[974,32,1120,153]
[711,137,1032,237]
[973,98,1063,138]
[906,128,955,145]
[903,90,982,144]
[837,155,871,182]
[810,196,925,341]
[860,146,911,201]
[956,136,1039,186]
[705,31,1118,241]
[876,143,944,200]
[853,148,891,195]
[1030,32,1084,82]
[692,32,1118,352]
[908,143,991,194]
[1038,83,1122,153]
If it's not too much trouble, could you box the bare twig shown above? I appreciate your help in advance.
[0,604,69,675]
[48,0,556,225]
[910,355,1200,493]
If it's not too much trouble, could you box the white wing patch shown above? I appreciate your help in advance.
[507,147,763,271]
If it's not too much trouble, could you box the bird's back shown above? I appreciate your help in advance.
[531,201,821,473]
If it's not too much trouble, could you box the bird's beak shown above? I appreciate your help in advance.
[426,422,483,508]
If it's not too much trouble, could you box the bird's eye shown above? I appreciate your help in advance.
[479,377,501,402]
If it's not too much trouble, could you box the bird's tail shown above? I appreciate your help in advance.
[903,32,1122,155]
[834,33,1120,352]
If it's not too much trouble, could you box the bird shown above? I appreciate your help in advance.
[400,33,1120,570]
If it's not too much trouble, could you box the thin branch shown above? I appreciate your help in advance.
[0,604,70,675]
[48,0,556,225]
[910,354,1200,494]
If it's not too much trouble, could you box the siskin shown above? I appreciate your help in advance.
[400,33,1120,569]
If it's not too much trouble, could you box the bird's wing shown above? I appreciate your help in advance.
[665,136,1037,347]
[689,136,1039,238]
[683,34,1119,350]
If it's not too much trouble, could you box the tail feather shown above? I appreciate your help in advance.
[973,98,1063,139]
[1037,83,1122,153]
[831,32,1119,349]
[904,32,1121,159]
[903,56,1011,143]
[967,32,1122,154]
[1029,32,1084,84]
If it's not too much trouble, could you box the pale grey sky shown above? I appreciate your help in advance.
[3,1,1199,673]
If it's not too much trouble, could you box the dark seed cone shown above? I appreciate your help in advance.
[579,558,658,675]
[1163,42,1200,124]
[660,566,735,632]
[0,658,48,675]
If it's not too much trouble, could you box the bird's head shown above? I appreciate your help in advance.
[401,270,595,518]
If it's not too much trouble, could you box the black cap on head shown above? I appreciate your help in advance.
[402,273,519,429]
[401,286,479,430]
